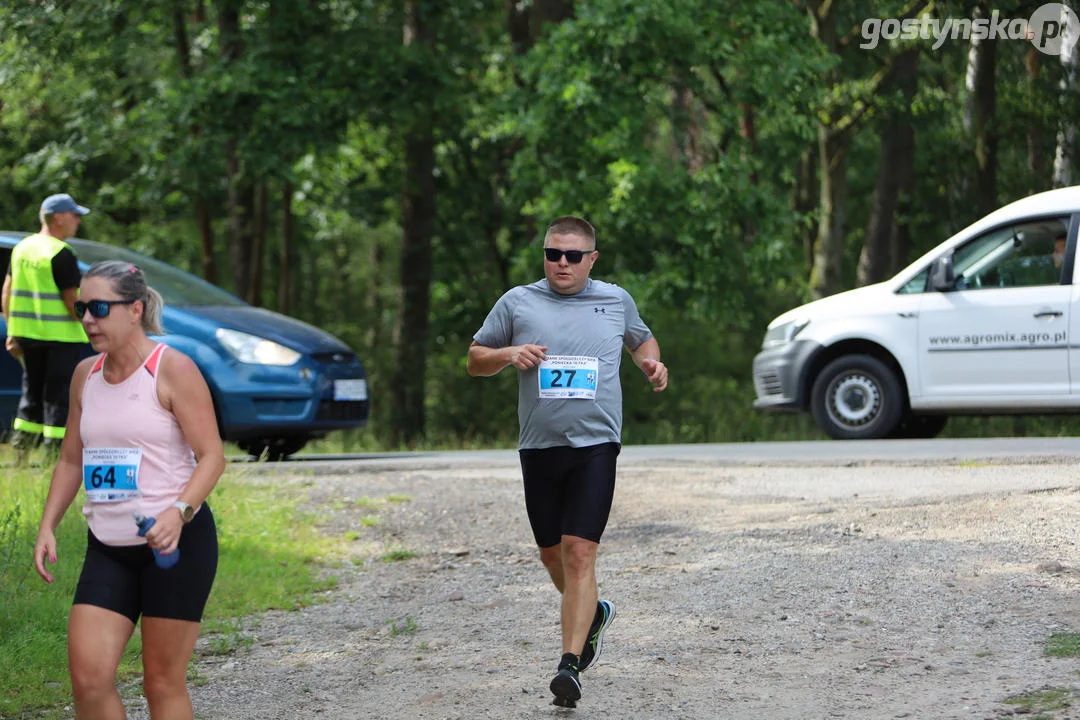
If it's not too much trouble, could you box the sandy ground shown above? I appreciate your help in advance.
[111,458,1080,720]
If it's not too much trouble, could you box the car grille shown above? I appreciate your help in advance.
[312,351,357,364]
[756,373,783,396]
[315,400,369,422]
[253,398,308,417]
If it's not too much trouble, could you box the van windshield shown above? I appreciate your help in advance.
[70,241,245,307]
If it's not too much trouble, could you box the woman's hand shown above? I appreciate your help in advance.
[33,528,58,584]
[145,509,184,555]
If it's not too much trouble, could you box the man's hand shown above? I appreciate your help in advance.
[640,358,668,392]
[509,344,548,370]
[6,336,22,361]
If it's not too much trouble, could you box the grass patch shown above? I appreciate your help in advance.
[1046,633,1080,658]
[388,617,418,636]
[380,548,417,563]
[200,618,256,657]
[1002,687,1072,715]
[0,462,344,717]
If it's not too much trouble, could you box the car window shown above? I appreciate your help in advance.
[952,217,1070,291]
[71,241,245,306]
[897,267,929,294]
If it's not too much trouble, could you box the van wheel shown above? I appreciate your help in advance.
[889,414,948,439]
[811,355,903,439]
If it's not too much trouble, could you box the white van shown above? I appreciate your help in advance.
[752,186,1079,439]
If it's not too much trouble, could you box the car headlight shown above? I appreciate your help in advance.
[762,319,810,349]
[216,328,302,366]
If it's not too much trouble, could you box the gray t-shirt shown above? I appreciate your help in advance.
[473,278,653,450]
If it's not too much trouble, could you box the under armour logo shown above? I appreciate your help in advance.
[594,307,606,314]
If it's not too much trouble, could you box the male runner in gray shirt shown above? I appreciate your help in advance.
[467,215,668,707]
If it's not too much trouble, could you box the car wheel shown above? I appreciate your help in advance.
[238,437,309,461]
[811,355,904,439]
[888,413,948,439]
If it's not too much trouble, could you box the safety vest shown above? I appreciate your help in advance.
[8,234,87,343]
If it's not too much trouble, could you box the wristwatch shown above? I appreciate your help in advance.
[172,501,196,524]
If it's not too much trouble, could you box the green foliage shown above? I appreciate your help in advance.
[2,0,1080,447]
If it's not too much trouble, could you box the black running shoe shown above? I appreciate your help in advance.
[550,652,582,708]
[578,599,615,672]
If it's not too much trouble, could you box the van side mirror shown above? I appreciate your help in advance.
[929,254,955,292]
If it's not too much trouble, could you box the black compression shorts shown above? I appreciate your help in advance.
[519,442,620,548]
[73,505,218,623]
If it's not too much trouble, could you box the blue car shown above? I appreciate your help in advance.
[0,232,370,459]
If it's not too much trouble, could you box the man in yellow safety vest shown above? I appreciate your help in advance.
[1,193,89,454]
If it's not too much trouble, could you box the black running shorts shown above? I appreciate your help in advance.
[73,505,218,623]
[519,442,620,548]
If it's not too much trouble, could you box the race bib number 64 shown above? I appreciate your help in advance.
[83,447,142,503]
[538,355,599,399]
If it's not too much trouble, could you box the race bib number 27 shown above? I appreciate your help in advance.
[538,355,599,399]
[83,447,142,503]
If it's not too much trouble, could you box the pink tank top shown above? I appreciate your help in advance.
[80,344,198,545]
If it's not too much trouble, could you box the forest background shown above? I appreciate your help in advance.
[2,0,1078,449]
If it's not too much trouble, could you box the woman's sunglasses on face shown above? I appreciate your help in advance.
[544,248,594,264]
[74,299,136,319]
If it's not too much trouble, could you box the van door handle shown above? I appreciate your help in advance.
[898,312,917,318]
[1034,310,1064,318]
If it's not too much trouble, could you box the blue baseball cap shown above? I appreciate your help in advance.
[40,193,90,216]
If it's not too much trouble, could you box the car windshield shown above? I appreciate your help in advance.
[71,241,245,307]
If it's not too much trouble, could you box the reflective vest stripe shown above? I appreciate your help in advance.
[11,311,79,321]
[13,418,43,433]
[11,289,62,299]
[12,417,65,439]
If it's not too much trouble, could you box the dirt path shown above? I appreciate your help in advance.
[121,459,1080,720]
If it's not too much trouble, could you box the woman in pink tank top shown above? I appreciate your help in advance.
[33,260,225,720]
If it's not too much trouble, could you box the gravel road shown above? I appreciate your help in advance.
[112,457,1080,720]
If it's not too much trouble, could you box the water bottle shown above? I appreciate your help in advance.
[133,513,180,569]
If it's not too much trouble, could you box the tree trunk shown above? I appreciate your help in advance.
[1026,49,1045,189]
[808,2,846,300]
[248,181,267,306]
[392,139,435,446]
[889,193,913,278]
[967,7,997,216]
[174,1,217,285]
[795,146,817,272]
[507,0,530,57]
[195,198,217,285]
[218,2,253,298]
[740,102,758,246]
[391,1,438,446]
[279,181,293,315]
[224,140,253,298]
[366,241,386,352]
[809,126,849,300]
[1054,12,1078,187]
[858,49,919,287]
[531,0,573,39]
